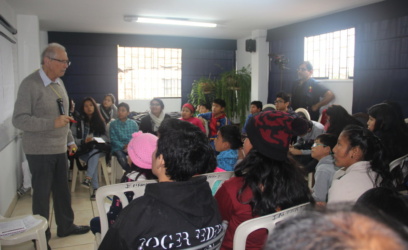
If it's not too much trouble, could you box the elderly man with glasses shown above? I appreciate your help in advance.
[291,61,335,121]
[13,43,90,246]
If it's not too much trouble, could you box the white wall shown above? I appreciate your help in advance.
[320,80,353,113]
[0,0,41,215]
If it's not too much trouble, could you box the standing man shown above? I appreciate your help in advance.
[291,61,335,121]
[12,43,90,242]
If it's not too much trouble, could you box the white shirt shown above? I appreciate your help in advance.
[328,161,378,204]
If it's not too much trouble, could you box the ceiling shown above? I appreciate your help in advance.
[6,0,383,40]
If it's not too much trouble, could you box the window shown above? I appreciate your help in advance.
[304,28,355,80]
[118,46,182,100]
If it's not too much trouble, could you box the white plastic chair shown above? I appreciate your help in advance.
[233,202,310,250]
[184,220,228,250]
[0,215,48,250]
[201,171,234,195]
[109,155,124,184]
[71,155,110,192]
[94,179,158,247]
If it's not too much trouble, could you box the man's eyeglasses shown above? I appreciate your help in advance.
[274,100,284,104]
[49,57,71,66]
[312,143,327,148]
[297,68,308,72]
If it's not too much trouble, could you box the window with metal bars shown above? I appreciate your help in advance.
[118,46,182,100]
[304,28,355,80]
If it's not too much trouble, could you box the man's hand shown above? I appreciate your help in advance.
[311,104,319,112]
[54,115,71,128]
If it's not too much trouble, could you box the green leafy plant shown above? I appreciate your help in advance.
[188,76,217,108]
[218,66,251,126]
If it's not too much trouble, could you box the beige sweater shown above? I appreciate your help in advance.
[12,69,74,154]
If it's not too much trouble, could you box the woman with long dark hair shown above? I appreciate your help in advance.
[328,125,394,203]
[99,93,118,123]
[325,105,363,136]
[215,111,314,249]
[71,97,108,199]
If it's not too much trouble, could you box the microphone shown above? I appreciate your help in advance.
[57,98,65,115]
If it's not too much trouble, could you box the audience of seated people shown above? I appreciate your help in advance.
[215,111,314,249]
[71,97,108,200]
[198,98,231,148]
[179,103,206,133]
[80,95,408,249]
[310,133,340,202]
[100,119,222,250]
[214,125,244,171]
[90,131,158,234]
[139,98,171,135]
[328,125,394,203]
[99,93,118,124]
[109,102,139,172]
[242,100,262,134]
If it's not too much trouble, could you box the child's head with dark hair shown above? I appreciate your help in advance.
[250,101,263,114]
[212,99,226,116]
[117,102,130,112]
[214,125,243,152]
[311,133,337,161]
[155,119,216,181]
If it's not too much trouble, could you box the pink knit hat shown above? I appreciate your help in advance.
[127,131,158,169]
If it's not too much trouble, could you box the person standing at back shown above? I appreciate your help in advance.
[12,43,90,243]
[291,61,335,121]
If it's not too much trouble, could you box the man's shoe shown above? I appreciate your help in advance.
[57,225,90,237]
[90,189,97,201]
[81,178,91,189]
[17,186,31,197]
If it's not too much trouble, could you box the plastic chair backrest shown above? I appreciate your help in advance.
[233,203,310,250]
[95,179,158,240]
[184,220,228,250]
[201,171,234,195]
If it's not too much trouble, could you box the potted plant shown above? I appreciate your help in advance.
[218,66,251,126]
[188,76,217,108]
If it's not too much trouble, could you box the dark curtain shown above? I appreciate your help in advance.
[267,38,303,104]
[353,15,408,116]
[48,32,236,108]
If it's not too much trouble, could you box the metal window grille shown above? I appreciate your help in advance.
[118,46,182,100]
[304,28,355,80]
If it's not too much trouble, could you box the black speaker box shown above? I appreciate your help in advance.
[246,39,256,52]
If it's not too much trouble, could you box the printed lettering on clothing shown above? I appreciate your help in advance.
[139,224,222,249]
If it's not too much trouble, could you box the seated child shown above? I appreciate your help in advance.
[109,102,139,172]
[242,101,262,134]
[214,125,243,171]
[90,131,158,234]
[310,133,340,202]
[198,98,231,148]
[99,119,222,250]
[179,103,206,133]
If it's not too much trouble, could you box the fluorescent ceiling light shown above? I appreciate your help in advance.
[124,16,217,28]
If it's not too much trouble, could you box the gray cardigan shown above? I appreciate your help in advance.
[12,69,74,155]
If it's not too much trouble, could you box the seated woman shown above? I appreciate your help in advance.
[367,103,408,188]
[325,105,363,136]
[90,131,158,234]
[215,111,314,250]
[71,97,108,200]
[328,125,394,204]
[139,98,171,135]
[99,93,118,123]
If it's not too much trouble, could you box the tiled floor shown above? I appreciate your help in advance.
[3,175,103,250]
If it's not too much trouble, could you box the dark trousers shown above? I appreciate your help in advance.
[26,153,75,237]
